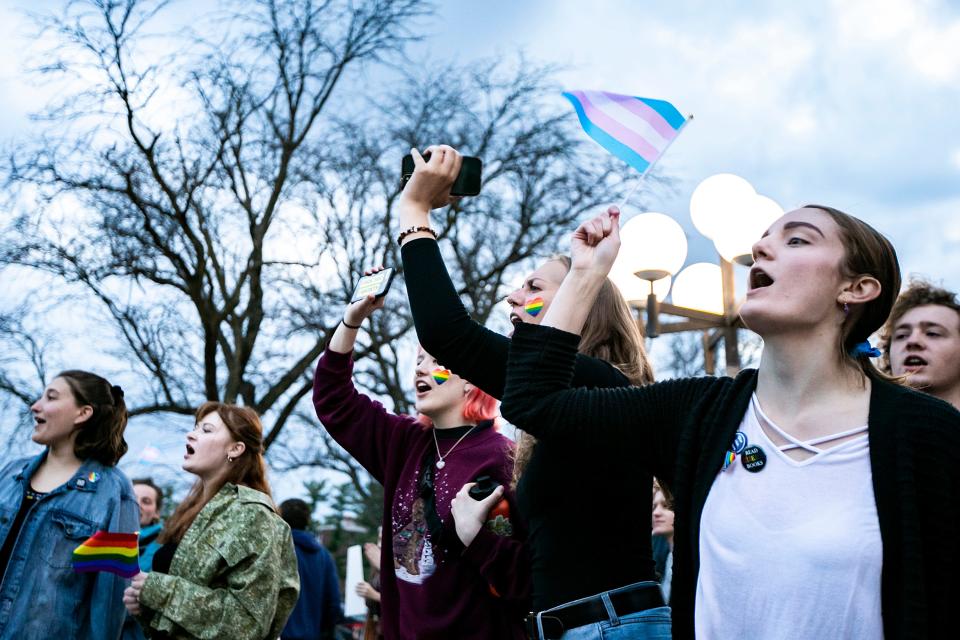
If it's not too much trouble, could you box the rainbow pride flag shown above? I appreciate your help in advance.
[72,531,140,578]
[562,90,689,176]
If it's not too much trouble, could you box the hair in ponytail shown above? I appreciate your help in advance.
[56,370,128,466]
[804,205,902,384]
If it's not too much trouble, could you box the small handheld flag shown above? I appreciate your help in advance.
[72,531,140,578]
[562,90,689,177]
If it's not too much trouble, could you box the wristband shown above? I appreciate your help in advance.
[397,226,438,246]
[341,318,362,330]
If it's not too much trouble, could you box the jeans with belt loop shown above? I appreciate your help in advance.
[533,581,671,640]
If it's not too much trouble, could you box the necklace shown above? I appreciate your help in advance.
[432,425,478,469]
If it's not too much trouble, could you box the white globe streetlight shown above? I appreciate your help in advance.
[711,195,785,265]
[610,269,671,304]
[689,173,756,241]
[617,212,688,282]
[671,262,725,315]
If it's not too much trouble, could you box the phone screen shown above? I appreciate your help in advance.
[351,269,395,302]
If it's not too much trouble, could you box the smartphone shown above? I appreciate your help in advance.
[351,268,396,303]
[468,475,501,501]
[400,153,483,196]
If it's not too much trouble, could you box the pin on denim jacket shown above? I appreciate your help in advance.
[0,451,139,640]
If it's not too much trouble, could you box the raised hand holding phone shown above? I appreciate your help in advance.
[329,266,392,354]
[403,146,463,210]
[396,145,463,247]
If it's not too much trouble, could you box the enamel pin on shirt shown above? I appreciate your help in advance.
[722,431,749,472]
[740,445,767,473]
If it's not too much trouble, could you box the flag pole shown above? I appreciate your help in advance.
[617,114,694,212]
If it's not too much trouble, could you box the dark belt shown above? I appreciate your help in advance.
[525,583,664,639]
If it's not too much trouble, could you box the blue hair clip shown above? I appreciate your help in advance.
[850,340,882,358]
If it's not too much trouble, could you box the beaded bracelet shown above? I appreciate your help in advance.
[397,225,438,246]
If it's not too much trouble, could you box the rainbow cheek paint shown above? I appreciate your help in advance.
[524,297,545,317]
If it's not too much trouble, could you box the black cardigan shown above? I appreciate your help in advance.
[400,238,656,610]
[501,322,960,639]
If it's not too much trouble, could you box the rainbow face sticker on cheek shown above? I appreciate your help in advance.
[431,368,451,385]
[524,297,545,317]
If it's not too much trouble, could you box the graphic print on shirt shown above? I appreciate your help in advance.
[393,496,437,584]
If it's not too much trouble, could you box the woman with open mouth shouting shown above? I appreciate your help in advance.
[122,402,300,640]
[313,275,528,639]
[0,370,138,639]
[500,205,960,639]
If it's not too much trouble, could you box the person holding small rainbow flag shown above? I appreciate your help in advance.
[0,370,139,639]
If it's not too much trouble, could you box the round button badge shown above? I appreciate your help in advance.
[731,431,748,454]
[740,445,767,473]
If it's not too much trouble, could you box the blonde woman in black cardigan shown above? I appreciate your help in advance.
[502,205,960,639]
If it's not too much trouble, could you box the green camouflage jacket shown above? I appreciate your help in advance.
[138,483,300,640]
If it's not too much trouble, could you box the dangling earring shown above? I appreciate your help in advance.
[843,302,850,316]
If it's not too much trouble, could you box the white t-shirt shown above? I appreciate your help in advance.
[695,394,883,639]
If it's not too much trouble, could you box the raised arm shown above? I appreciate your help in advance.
[399,146,629,396]
[314,278,416,482]
[538,206,622,334]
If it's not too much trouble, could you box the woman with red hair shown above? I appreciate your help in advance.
[313,273,527,639]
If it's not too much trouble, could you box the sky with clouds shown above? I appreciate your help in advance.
[1,0,959,497]
[425,0,960,284]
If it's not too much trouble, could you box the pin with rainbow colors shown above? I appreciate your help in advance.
[721,450,736,472]
[431,368,451,385]
[524,297,545,317]
[721,431,748,472]
[87,472,100,483]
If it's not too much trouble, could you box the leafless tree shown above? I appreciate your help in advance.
[3,0,426,437]
[1,0,665,501]
[656,328,763,379]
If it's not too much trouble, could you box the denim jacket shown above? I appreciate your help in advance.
[0,451,139,640]
[138,483,300,640]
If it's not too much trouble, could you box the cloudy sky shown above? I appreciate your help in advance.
[2,0,957,280]
[428,0,960,282]
[1,0,958,497]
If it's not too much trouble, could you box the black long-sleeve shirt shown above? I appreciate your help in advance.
[401,238,656,611]
[501,322,960,639]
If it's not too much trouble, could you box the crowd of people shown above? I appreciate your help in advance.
[0,144,958,639]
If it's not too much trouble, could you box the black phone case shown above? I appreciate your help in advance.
[400,154,483,196]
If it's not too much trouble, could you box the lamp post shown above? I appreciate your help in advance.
[612,175,783,376]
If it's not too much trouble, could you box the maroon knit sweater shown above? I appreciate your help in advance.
[313,349,529,640]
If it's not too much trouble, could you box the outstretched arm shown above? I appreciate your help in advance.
[314,274,416,481]
[501,322,710,483]
[399,147,629,396]
[397,145,517,395]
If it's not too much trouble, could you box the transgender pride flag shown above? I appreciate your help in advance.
[562,90,689,176]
